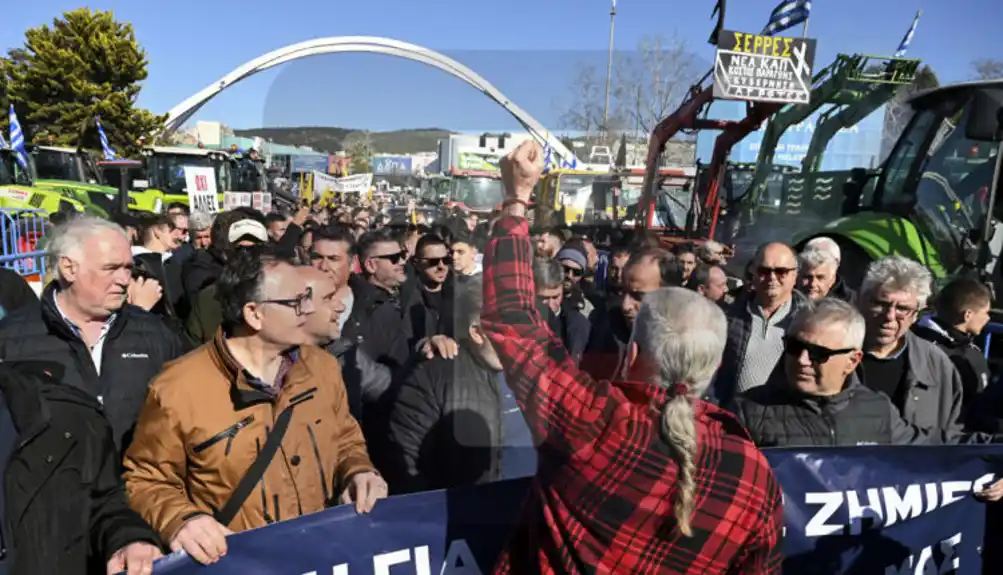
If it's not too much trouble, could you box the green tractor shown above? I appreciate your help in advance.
[0,148,94,216]
[795,80,1003,290]
[29,145,143,217]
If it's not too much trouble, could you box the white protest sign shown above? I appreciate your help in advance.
[223,192,252,211]
[312,171,373,194]
[252,192,273,214]
[184,166,219,214]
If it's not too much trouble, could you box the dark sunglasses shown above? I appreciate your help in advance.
[260,286,313,317]
[371,251,405,265]
[758,266,796,278]
[420,256,452,268]
[783,336,855,364]
[562,265,584,278]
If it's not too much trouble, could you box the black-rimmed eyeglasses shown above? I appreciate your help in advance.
[260,287,313,316]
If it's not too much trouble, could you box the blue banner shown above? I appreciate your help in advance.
[372,156,413,176]
[151,446,1003,574]
[290,155,331,174]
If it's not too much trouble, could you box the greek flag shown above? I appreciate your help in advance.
[762,0,811,36]
[95,117,117,160]
[8,105,29,170]
[543,142,553,174]
[894,10,921,57]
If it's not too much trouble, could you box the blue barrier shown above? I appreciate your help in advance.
[0,208,48,279]
[150,445,1003,575]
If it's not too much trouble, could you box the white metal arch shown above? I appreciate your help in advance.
[163,36,581,165]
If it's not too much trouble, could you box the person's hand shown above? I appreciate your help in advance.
[106,541,162,575]
[422,335,458,359]
[169,514,232,565]
[293,205,310,226]
[977,478,1003,502]
[500,140,544,204]
[128,277,163,311]
[341,471,388,513]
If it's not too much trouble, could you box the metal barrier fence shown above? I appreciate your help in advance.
[0,208,48,280]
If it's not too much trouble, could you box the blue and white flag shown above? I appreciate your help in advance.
[0,132,7,149]
[96,117,117,160]
[8,105,29,170]
[762,0,812,36]
[894,10,921,57]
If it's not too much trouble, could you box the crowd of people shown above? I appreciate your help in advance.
[1,140,1003,574]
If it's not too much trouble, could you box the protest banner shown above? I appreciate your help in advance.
[313,171,373,195]
[183,166,219,214]
[149,445,1003,575]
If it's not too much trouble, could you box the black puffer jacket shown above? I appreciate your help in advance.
[732,374,988,447]
[0,284,184,452]
[383,349,505,494]
[0,360,159,574]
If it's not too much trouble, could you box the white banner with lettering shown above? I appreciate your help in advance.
[223,192,273,213]
[313,171,373,194]
[183,166,219,214]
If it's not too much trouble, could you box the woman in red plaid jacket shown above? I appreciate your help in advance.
[479,141,784,574]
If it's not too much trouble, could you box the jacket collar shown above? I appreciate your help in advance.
[40,282,128,341]
[207,329,308,409]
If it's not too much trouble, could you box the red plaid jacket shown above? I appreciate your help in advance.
[481,216,783,574]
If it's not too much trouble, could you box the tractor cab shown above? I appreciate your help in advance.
[844,81,1003,285]
[448,170,504,215]
[31,146,100,185]
[139,146,230,212]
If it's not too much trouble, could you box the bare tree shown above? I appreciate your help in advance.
[972,58,1003,80]
[557,63,609,136]
[613,35,703,136]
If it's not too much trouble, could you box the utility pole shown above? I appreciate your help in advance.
[603,0,616,137]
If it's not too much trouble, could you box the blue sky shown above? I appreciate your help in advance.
[2,0,1000,132]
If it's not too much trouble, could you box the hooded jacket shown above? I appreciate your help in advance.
[912,315,990,417]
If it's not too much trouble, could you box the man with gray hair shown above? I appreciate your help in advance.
[482,140,783,573]
[0,216,183,452]
[733,298,989,446]
[857,255,965,435]
[800,237,856,302]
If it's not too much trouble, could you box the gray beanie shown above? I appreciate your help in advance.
[556,246,588,270]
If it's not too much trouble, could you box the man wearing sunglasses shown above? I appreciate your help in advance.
[709,242,806,407]
[343,229,412,369]
[732,298,992,447]
[406,234,455,347]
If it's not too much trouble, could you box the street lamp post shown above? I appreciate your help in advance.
[603,0,616,137]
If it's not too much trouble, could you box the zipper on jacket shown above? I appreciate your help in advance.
[306,424,331,506]
[193,415,255,454]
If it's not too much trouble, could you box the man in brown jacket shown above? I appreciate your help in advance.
[123,247,386,565]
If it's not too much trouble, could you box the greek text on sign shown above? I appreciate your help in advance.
[183,166,220,214]
[0,187,31,203]
[713,29,817,104]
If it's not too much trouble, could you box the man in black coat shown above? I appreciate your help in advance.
[0,360,161,574]
[0,217,183,453]
[383,276,536,494]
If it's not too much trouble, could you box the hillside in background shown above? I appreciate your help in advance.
[233,127,452,154]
